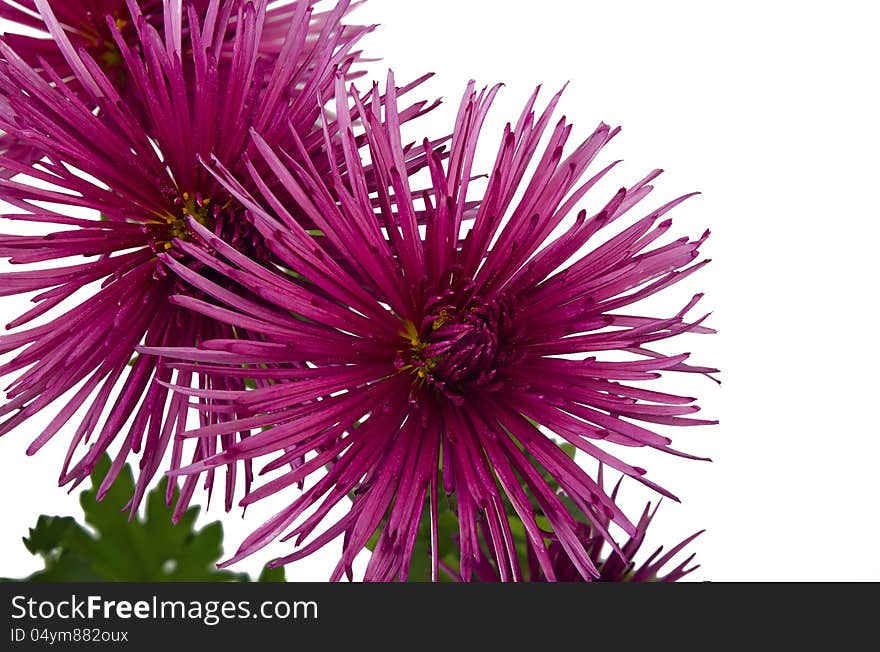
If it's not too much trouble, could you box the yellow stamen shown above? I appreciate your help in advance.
[398,320,441,383]
[401,320,421,347]
[155,192,215,249]
[432,309,449,331]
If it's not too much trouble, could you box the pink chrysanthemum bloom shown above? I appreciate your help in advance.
[0,0,367,175]
[148,73,717,582]
[461,508,702,583]
[0,1,433,516]
[445,469,703,582]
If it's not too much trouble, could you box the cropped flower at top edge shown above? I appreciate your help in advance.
[145,72,718,582]
[0,0,369,176]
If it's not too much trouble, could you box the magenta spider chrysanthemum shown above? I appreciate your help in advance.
[147,73,717,582]
[0,0,367,175]
[0,1,433,516]
[447,469,703,582]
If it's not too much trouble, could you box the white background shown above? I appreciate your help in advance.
[1,0,878,581]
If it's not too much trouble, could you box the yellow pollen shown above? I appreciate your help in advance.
[401,320,421,348]
[398,320,441,382]
[156,192,215,249]
[432,310,449,331]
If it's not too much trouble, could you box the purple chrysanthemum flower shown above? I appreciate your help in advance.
[0,0,367,175]
[0,1,433,516]
[148,73,717,581]
[445,469,703,582]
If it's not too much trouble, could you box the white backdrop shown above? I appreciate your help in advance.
[0,0,877,581]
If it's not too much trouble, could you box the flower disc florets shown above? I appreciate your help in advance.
[399,293,518,400]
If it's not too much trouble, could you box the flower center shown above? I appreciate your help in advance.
[152,192,214,250]
[399,297,514,396]
[150,192,273,268]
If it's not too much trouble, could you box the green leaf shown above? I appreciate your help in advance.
[257,566,287,582]
[560,443,577,460]
[23,516,84,556]
[22,516,103,582]
[9,455,283,583]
